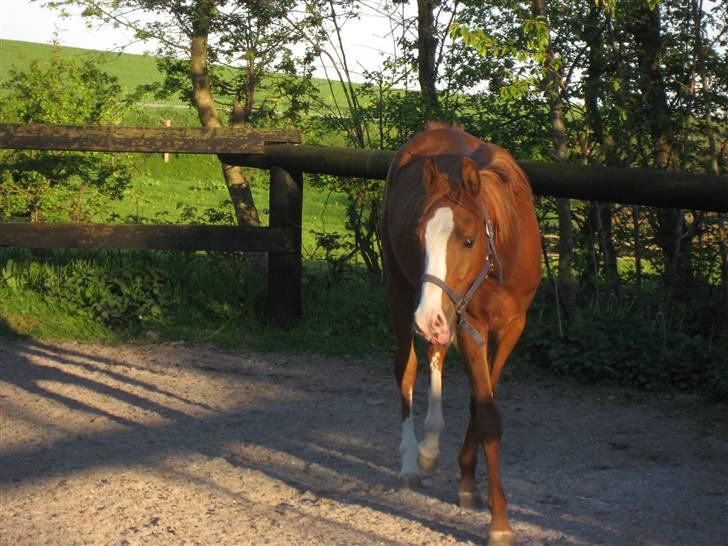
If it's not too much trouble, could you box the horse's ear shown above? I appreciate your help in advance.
[462,157,481,198]
[423,157,445,196]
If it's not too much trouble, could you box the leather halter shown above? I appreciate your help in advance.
[420,209,500,348]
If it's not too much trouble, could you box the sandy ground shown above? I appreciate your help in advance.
[0,338,727,546]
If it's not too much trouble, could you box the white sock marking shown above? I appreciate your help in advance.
[419,354,445,462]
[399,415,419,476]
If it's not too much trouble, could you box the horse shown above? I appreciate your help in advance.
[382,123,542,545]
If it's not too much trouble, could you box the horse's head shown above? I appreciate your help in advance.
[413,156,490,345]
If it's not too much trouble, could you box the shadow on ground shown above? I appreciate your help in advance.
[1,334,726,545]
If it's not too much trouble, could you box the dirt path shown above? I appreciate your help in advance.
[1,338,726,545]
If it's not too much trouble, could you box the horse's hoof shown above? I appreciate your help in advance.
[417,452,438,475]
[488,530,516,546]
[398,473,422,490]
[457,490,485,510]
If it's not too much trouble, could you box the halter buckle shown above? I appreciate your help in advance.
[455,298,468,317]
[485,219,495,239]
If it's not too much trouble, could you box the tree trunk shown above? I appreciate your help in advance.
[691,0,726,303]
[532,0,575,320]
[584,2,611,162]
[584,2,618,294]
[191,0,260,227]
[632,205,643,315]
[417,0,440,120]
[630,2,690,284]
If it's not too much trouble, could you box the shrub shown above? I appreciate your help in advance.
[0,46,136,222]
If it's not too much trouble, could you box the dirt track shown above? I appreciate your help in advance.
[1,338,726,545]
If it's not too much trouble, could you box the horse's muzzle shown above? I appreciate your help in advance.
[412,310,452,345]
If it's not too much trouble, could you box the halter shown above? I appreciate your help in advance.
[420,209,500,348]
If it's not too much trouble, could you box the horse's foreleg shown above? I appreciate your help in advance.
[460,331,515,546]
[395,338,420,487]
[418,344,448,474]
[488,315,526,391]
[482,425,514,545]
[384,249,421,488]
[457,396,485,509]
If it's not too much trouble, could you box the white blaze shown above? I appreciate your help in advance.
[415,207,454,326]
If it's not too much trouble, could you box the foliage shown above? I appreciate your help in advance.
[0,46,136,222]
[517,287,725,392]
[0,249,390,356]
[2,248,726,398]
[0,250,259,331]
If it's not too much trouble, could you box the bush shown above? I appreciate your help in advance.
[515,286,728,398]
[0,46,136,222]
[1,250,260,332]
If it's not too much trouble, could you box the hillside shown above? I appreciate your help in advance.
[0,39,171,99]
[0,39,356,119]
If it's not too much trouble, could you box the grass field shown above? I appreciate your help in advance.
[105,150,352,258]
[0,39,354,255]
[0,39,362,120]
[0,39,170,99]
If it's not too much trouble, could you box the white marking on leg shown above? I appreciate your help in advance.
[414,207,454,335]
[419,353,445,464]
[400,414,419,476]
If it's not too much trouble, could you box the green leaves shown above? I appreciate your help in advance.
[0,49,134,222]
[1,259,21,292]
[449,11,562,105]
[516,290,724,396]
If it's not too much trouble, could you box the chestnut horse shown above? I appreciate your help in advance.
[382,124,541,545]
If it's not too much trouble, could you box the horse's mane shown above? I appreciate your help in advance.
[425,120,464,131]
[477,144,533,245]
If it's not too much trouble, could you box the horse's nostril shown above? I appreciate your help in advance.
[433,312,445,330]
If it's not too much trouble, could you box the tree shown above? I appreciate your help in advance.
[417,0,440,119]
[0,47,134,222]
[528,0,575,320]
[48,0,317,227]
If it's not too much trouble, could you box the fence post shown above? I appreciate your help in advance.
[268,166,302,327]
[163,119,172,162]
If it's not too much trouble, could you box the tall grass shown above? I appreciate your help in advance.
[0,249,390,356]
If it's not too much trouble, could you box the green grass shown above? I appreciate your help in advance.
[0,250,390,357]
[0,39,171,100]
[104,151,351,255]
[0,285,121,343]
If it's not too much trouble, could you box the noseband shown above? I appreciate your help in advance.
[421,212,500,348]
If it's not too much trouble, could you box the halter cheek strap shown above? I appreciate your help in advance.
[420,216,500,348]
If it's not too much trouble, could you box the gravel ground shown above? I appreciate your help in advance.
[0,338,726,545]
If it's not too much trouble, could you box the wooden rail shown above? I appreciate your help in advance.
[0,123,300,153]
[221,144,728,213]
[3,124,724,211]
[0,224,294,252]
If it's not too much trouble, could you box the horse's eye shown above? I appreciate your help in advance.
[463,238,474,249]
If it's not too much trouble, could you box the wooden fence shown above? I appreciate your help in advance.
[0,124,303,326]
[1,123,727,327]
